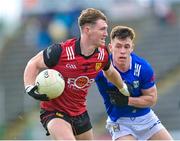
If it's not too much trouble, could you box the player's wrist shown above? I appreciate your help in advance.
[25,85,35,92]
[25,85,49,101]
[119,83,130,96]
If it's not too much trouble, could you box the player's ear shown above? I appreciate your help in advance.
[84,25,90,34]
[82,25,90,34]
[131,43,135,51]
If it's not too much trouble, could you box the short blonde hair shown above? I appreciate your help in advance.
[78,8,107,28]
[110,26,135,41]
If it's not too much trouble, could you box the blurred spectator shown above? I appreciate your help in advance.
[23,17,40,49]
[48,9,81,43]
[23,7,81,50]
[48,18,68,42]
[36,13,53,50]
[151,0,176,26]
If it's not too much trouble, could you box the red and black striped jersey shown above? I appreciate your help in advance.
[40,38,110,116]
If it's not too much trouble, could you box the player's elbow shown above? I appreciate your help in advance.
[150,93,158,106]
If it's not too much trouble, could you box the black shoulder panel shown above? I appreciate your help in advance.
[43,44,62,67]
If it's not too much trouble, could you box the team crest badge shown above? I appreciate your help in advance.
[112,124,120,132]
[133,81,139,88]
[95,63,102,71]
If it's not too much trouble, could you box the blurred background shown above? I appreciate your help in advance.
[0,0,180,139]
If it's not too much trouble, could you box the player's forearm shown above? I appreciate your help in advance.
[103,67,123,89]
[24,52,47,86]
[128,95,157,108]
[103,65,130,96]
[24,60,40,86]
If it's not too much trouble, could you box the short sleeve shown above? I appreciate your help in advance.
[140,62,155,89]
[103,48,111,71]
[43,44,62,68]
[103,56,111,71]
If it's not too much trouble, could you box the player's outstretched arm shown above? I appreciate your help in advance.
[24,51,49,101]
[24,51,47,86]
[103,63,130,96]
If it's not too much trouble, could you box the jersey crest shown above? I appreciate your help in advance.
[132,80,139,88]
[95,62,102,71]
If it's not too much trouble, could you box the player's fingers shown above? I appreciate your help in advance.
[31,85,38,92]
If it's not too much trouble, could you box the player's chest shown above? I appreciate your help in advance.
[121,72,141,96]
[56,56,105,78]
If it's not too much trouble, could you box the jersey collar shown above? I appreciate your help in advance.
[75,38,99,56]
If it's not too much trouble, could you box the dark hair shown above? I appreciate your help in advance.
[110,26,135,41]
[78,8,107,28]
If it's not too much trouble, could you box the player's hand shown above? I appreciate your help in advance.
[25,85,49,101]
[107,88,128,106]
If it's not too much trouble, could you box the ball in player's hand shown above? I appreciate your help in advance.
[35,69,65,100]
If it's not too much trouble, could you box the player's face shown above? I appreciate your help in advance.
[88,19,108,47]
[110,37,134,66]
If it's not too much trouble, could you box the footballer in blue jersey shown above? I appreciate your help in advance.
[96,53,154,121]
[95,26,173,140]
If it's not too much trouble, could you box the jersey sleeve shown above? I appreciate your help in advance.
[102,48,111,71]
[43,44,62,68]
[103,56,111,71]
[140,62,155,89]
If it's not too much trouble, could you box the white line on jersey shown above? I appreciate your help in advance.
[134,63,141,77]
[66,46,75,60]
[98,48,105,60]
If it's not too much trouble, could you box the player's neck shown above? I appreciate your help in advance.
[117,63,130,72]
[80,37,96,56]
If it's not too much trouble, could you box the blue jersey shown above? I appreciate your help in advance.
[95,53,155,122]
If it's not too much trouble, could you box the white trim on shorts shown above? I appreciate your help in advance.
[106,110,165,141]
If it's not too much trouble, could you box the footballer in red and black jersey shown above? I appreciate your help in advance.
[40,38,110,116]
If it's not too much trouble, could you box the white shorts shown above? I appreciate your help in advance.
[106,110,165,141]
